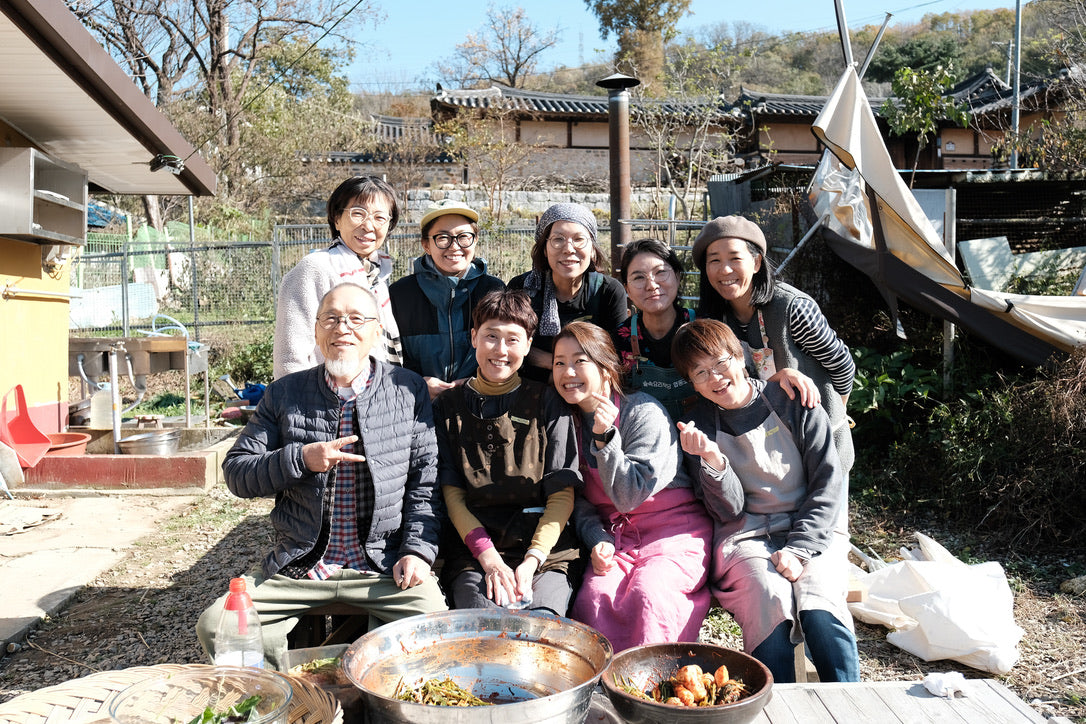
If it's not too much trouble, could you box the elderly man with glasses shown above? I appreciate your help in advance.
[197,282,447,670]
[390,200,504,400]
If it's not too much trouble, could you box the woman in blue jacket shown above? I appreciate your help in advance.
[390,200,505,399]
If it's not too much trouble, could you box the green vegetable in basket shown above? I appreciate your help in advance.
[185,694,263,724]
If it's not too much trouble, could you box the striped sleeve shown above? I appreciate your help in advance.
[788,297,855,396]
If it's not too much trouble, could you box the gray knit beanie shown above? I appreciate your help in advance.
[535,203,598,246]
[691,215,767,269]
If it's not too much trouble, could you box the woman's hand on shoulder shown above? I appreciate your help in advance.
[771,368,821,409]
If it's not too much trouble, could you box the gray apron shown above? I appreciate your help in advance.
[709,395,852,652]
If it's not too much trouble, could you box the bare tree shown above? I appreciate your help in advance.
[435,5,559,89]
[435,105,542,224]
[66,0,377,199]
[631,46,738,217]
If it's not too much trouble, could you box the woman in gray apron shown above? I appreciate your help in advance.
[612,239,697,421]
[691,215,855,474]
[673,318,859,684]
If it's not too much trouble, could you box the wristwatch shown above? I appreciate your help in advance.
[592,427,616,444]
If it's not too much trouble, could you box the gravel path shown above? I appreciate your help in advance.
[1,485,1083,722]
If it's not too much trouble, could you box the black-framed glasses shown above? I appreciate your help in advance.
[317,313,378,330]
[547,234,591,249]
[430,232,477,249]
[690,355,735,385]
[346,207,391,226]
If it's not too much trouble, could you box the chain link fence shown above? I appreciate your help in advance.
[69,223,568,342]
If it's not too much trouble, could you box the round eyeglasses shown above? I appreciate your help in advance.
[547,235,591,250]
[628,267,675,288]
[317,313,378,330]
[346,207,391,226]
[430,232,477,249]
[690,355,735,385]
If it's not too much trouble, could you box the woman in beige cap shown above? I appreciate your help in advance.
[690,215,855,472]
[389,199,504,399]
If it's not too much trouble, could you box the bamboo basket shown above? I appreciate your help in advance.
[0,663,343,724]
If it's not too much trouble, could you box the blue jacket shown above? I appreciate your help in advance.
[222,362,442,579]
[389,256,505,382]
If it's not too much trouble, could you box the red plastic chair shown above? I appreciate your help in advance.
[0,385,52,469]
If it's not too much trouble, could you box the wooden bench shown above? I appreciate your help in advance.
[286,603,374,649]
[793,580,867,683]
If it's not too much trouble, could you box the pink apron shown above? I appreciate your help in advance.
[570,405,714,653]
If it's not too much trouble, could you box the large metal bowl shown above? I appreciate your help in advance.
[600,643,773,724]
[341,608,612,724]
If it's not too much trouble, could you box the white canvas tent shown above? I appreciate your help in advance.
[808,65,1086,366]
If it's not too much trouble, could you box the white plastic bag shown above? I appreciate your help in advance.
[848,532,1023,674]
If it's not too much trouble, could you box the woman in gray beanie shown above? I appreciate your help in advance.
[689,215,855,473]
[508,203,628,381]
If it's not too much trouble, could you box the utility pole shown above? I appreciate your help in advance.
[1011,0,1022,169]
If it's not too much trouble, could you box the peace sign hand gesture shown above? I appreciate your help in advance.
[302,435,366,473]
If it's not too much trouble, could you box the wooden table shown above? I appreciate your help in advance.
[588,679,1046,723]
[753,680,1045,723]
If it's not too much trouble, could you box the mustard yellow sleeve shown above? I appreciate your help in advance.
[442,485,485,541]
[529,486,575,555]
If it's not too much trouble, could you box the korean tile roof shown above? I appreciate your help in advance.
[431,83,732,120]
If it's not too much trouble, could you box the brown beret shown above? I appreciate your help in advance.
[691,215,767,268]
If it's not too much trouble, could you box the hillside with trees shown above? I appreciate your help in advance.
[69,0,1071,229]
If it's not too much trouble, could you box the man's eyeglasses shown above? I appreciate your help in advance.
[628,267,674,288]
[547,235,591,250]
[690,355,735,385]
[346,207,391,226]
[430,232,477,249]
[317,313,378,330]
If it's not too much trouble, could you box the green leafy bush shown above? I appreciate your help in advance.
[225,338,274,385]
[852,347,1086,549]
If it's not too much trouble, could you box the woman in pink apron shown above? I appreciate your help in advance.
[672,318,859,683]
[552,321,713,653]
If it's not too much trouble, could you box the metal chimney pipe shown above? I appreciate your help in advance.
[597,73,640,271]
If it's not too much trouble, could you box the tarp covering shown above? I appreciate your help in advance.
[809,65,1086,365]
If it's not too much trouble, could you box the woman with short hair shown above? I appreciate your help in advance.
[673,318,859,684]
[274,176,403,379]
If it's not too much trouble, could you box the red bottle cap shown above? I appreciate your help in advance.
[224,577,253,611]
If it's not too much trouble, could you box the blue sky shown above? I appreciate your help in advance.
[348,0,1017,92]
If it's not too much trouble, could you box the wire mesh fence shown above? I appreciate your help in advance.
[69,223,570,341]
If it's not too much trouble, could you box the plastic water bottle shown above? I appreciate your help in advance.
[214,577,265,668]
[89,384,112,429]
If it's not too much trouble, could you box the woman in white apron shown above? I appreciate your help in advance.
[673,318,859,684]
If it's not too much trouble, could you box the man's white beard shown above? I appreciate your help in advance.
[325,357,364,381]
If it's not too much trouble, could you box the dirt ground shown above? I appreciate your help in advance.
[0,486,1083,721]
